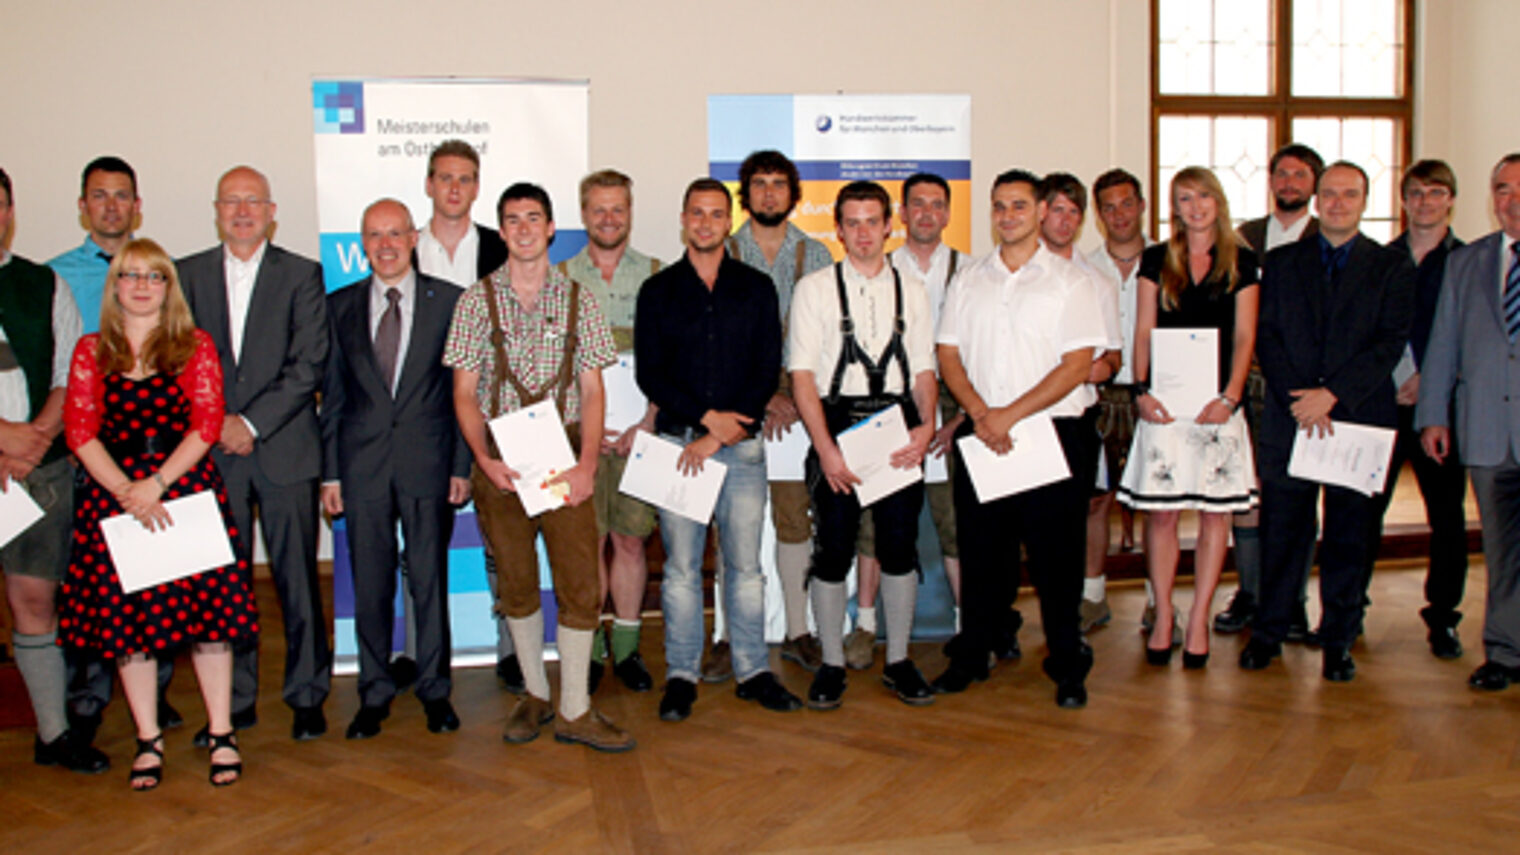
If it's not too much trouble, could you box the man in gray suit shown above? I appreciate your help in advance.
[178,166,331,740]
[1418,152,1520,691]
[322,199,470,738]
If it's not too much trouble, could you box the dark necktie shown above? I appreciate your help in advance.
[1505,241,1520,342]
[375,287,402,392]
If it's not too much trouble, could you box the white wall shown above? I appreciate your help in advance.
[0,0,1509,266]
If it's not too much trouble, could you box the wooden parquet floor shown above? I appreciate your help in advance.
[3,559,1519,854]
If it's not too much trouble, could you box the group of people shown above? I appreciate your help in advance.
[3,139,1519,784]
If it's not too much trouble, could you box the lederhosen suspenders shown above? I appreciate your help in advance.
[823,261,918,433]
[480,272,582,454]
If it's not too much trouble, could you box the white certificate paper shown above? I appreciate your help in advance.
[1151,328,1219,422]
[1288,420,1397,496]
[618,431,728,524]
[956,414,1071,502]
[924,409,950,484]
[487,399,578,517]
[837,405,922,507]
[0,479,46,550]
[603,353,648,435]
[765,422,811,481]
[100,491,237,594]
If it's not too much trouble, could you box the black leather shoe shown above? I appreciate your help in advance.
[1429,625,1464,660]
[345,704,389,739]
[193,706,257,748]
[68,710,103,747]
[1055,679,1087,709]
[1285,604,1311,644]
[496,654,526,694]
[881,659,934,706]
[1213,591,1256,634]
[659,678,697,722]
[930,658,989,694]
[1238,638,1282,671]
[1322,647,1356,682]
[34,730,109,774]
[158,694,184,730]
[1468,661,1517,691]
[423,698,460,733]
[990,628,1022,662]
[806,664,847,711]
[389,656,419,693]
[292,706,327,741]
[612,651,654,692]
[735,672,803,712]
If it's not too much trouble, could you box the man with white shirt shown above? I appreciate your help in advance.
[934,169,1107,708]
[848,173,967,670]
[178,166,331,741]
[415,140,520,693]
[0,166,109,774]
[1039,173,1122,634]
[789,181,938,709]
[1086,169,1150,627]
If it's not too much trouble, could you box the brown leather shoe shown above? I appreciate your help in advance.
[780,633,823,673]
[844,628,875,670]
[502,695,554,744]
[701,640,733,683]
[554,708,636,753]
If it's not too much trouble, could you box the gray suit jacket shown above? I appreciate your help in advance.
[177,243,328,484]
[320,272,470,500]
[1415,231,1520,466]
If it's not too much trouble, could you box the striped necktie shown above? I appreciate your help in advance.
[1506,240,1520,342]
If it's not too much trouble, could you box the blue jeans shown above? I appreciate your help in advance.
[659,434,770,683]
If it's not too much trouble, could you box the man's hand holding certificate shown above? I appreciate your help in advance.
[1149,328,1219,422]
[1288,420,1397,496]
[957,413,1071,502]
[619,431,727,523]
[836,404,925,507]
[487,399,580,517]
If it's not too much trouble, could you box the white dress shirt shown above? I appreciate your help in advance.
[1087,241,1150,384]
[788,258,934,398]
[889,242,965,333]
[417,221,479,287]
[223,240,267,361]
[1265,213,1312,252]
[370,270,416,397]
[937,245,1108,418]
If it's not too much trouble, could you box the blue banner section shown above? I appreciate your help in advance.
[708,95,794,162]
[710,159,972,182]
[319,230,588,294]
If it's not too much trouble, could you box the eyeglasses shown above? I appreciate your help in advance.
[216,197,270,209]
[118,271,168,284]
[1405,187,1452,201]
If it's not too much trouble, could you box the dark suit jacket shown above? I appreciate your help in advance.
[178,243,328,485]
[320,271,470,500]
[1255,233,1415,471]
[1238,215,1319,257]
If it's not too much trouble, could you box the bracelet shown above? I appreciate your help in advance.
[1218,394,1238,412]
[152,471,167,491]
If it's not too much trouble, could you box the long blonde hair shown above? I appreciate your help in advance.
[1160,166,1243,310]
[97,238,198,375]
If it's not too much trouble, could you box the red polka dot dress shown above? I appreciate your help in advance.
[57,331,258,659]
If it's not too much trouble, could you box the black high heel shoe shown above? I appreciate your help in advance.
[207,731,242,787]
[130,733,164,792]
[1145,616,1174,666]
[1182,649,1209,669]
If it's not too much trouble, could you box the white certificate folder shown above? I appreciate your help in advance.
[487,399,579,518]
[100,491,237,595]
[837,404,922,507]
[1288,421,1397,496]
[956,414,1071,502]
[0,479,46,551]
[618,431,727,524]
[1150,328,1219,422]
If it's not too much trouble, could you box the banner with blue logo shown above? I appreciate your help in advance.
[312,77,589,673]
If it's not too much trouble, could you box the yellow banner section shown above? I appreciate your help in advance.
[725,180,973,260]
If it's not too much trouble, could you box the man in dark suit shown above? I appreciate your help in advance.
[1242,161,1414,682]
[178,165,331,741]
[1418,153,1520,691]
[321,199,470,737]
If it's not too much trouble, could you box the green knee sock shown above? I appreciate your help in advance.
[611,619,640,663]
[592,624,608,661]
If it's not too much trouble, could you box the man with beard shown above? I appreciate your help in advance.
[717,150,833,679]
[556,169,662,693]
[1219,143,1326,638]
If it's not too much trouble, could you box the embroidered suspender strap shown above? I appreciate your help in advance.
[649,257,661,276]
[480,271,512,419]
[945,250,959,291]
[793,240,806,283]
[480,274,582,421]
[547,280,582,420]
[826,262,912,402]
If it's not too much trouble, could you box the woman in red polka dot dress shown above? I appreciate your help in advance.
[59,238,257,790]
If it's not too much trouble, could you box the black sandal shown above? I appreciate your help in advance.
[130,733,164,792]
[207,731,242,787]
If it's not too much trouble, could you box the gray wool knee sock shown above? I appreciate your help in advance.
[14,631,69,743]
[881,573,919,664]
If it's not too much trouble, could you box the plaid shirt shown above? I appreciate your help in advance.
[443,263,616,423]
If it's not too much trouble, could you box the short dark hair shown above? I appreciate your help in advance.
[1270,144,1325,180]
[834,181,892,226]
[1093,168,1143,203]
[81,156,137,198]
[1320,160,1369,194]
[682,178,731,210]
[0,167,11,206]
[428,140,480,177]
[1401,159,1457,198]
[1038,172,1087,214]
[902,172,950,204]
[497,182,554,225]
[737,150,801,215]
[992,168,1042,196]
